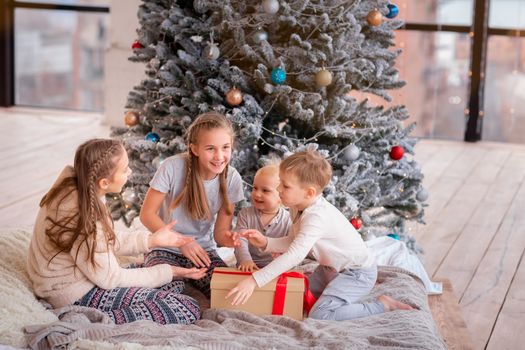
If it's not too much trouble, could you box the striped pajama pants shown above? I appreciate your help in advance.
[143,249,227,298]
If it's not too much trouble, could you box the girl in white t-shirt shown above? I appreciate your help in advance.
[140,112,245,297]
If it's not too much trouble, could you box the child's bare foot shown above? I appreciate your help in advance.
[378,295,414,311]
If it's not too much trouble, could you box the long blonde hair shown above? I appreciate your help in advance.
[40,139,124,268]
[171,112,235,220]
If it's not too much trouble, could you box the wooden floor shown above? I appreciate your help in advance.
[1,107,525,349]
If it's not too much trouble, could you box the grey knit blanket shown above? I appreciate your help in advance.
[24,266,445,350]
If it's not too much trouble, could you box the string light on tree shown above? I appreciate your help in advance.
[315,67,333,87]
[386,4,399,19]
[262,0,279,14]
[350,217,363,230]
[366,9,383,26]
[389,145,404,160]
[124,111,139,126]
[226,87,243,106]
[271,67,287,85]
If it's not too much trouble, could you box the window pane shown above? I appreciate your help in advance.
[17,0,109,6]
[483,35,525,143]
[349,31,471,140]
[15,8,108,111]
[403,0,474,26]
[489,0,525,29]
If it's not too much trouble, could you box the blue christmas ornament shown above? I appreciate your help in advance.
[387,233,400,240]
[386,4,399,19]
[271,67,286,85]
[145,132,160,143]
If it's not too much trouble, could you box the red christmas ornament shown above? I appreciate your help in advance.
[131,40,144,49]
[390,145,405,160]
[350,218,362,230]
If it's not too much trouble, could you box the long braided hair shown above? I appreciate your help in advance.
[171,112,235,221]
[40,139,124,268]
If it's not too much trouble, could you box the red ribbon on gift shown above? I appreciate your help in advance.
[272,272,317,316]
[213,269,317,316]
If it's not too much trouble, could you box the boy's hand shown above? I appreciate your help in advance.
[240,229,268,249]
[172,266,207,280]
[225,276,257,305]
[149,220,194,249]
[221,230,241,248]
[180,241,211,268]
[238,260,259,272]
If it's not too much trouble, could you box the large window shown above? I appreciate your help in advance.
[388,0,525,143]
[1,0,109,111]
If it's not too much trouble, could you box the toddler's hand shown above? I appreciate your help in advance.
[240,229,268,249]
[238,260,259,272]
[172,266,207,280]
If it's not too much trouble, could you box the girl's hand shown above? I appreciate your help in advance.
[238,260,259,272]
[148,220,194,249]
[179,241,211,268]
[240,229,268,249]
[221,230,241,248]
[172,266,207,280]
[225,276,258,305]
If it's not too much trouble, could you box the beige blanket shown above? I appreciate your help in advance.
[0,229,445,350]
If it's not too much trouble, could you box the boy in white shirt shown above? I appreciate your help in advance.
[226,150,413,320]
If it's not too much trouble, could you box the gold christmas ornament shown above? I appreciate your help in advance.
[315,68,333,87]
[366,9,383,26]
[124,111,139,126]
[226,87,243,106]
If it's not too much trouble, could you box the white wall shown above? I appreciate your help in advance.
[104,0,144,126]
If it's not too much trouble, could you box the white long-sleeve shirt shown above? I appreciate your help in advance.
[252,196,375,287]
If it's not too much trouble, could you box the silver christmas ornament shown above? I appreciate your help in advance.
[416,188,429,202]
[344,144,360,161]
[202,43,220,60]
[152,155,166,169]
[122,188,138,205]
[149,58,160,69]
[262,0,280,14]
[252,29,268,44]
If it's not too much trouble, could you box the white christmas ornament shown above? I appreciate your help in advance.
[252,29,268,44]
[262,0,279,14]
[122,188,138,205]
[416,188,429,202]
[202,43,220,60]
[344,144,360,161]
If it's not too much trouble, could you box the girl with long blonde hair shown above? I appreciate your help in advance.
[140,112,244,297]
[28,138,205,325]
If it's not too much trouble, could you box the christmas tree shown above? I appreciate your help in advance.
[110,0,427,252]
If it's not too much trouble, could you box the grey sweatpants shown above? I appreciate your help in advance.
[308,265,384,320]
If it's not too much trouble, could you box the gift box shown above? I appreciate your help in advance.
[210,267,315,320]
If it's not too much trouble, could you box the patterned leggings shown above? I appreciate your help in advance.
[73,280,201,325]
[144,249,227,298]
